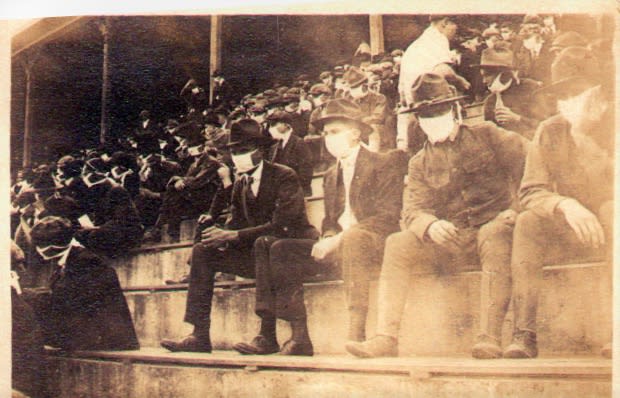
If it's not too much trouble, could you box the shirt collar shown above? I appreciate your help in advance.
[248,160,264,182]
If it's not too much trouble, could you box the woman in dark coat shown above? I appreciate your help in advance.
[29,216,139,351]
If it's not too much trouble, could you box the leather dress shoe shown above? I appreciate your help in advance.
[279,339,314,356]
[160,335,212,353]
[345,335,398,358]
[233,335,279,355]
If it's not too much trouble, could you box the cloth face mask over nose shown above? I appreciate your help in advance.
[418,110,456,144]
[324,131,355,159]
[232,150,258,174]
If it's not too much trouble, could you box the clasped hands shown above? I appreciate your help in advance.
[200,225,239,249]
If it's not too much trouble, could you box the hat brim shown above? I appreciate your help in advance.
[311,114,374,136]
[400,95,468,114]
[533,75,598,97]
[226,136,275,148]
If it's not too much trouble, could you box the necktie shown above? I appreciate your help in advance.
[240,174,256,226]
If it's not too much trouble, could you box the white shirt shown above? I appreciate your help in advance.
[337,145,360,231]
[398,25,455,106]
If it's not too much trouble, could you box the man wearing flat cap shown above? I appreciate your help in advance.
[266,110,314,196]
[346,73,528,359]
[234,99,405,356]
[480,42,545,139]
[506,47,614,359]
[161,119,318,353]
[343,66,389,152]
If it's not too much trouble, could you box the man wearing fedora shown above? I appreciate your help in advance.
[233,99,405,356]
[266,109,314,196]
[346,73,528,359]
[506,47,614,359]
[480,42,545,140]
[160,119,318,353]
[343,66,388,152]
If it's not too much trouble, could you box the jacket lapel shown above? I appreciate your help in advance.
[349,147,370,208]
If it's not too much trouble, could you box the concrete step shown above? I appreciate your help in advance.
[123,262,611,357]
[47,348,612,397]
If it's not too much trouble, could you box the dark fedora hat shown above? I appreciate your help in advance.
[343,66,368,88]
[478,43,515,69]
[311,98,373,136]
[535,46,601,97]
[266,109,293,125]
[403,73,467,115]
[226,119,274,148]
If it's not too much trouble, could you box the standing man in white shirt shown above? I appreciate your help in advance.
[397,15,471,153]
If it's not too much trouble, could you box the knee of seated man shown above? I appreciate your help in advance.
[514,209,549,237]
[385,230,426,254]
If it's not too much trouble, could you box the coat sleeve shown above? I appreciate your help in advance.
[354,152,404,236]
[296,140,315,195]
[236,168,307,244]
[401,152,439,240]
[183,156,220,190]
[518,120,570,217]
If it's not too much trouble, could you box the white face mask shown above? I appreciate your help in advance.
[324,131,355,159]
[36,243,71,261]
[557,86,601,129]
[269,126,288,141]
[232,150,258,174]
[419,110,457,144]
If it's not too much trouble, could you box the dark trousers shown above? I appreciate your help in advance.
[183,241,255,328]
[253,224,385,322]
[254,237,329,321]
[511,201,612,333]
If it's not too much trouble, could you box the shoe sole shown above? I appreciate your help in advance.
[345,342,384,359]
[160,341,212,353]
[503,349,535,359]
[233,342,279,355]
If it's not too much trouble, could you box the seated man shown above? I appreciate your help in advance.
[233,99,405,356]
[144,135,222,243]
[505,47,613,359]
[160,119,318,353]
[480,43,546,140]
[346,73,528,359]
[266,109,314,196]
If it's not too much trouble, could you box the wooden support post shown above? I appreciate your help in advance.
[20,52,40,169]
[209,15,223,105]
[98,17,111,144]
[369,15,384,56]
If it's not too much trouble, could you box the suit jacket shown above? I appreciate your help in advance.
[268,134,314,196]
[226,161,318,245]
[322,147,405,239]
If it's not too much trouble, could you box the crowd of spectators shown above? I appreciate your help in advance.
[10,13,613,396]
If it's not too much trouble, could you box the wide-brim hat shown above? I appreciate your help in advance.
[551,31,588,51]
[482,27,502,39]
[311,98,373,136]
[534,46,601,97]
[477,44,515,69]
[226,119,274,148]
[402,73,467,115]
[343,66,368,88]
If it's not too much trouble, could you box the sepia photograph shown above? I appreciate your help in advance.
[3,2,617,396]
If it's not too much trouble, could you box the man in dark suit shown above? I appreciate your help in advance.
[266,110,314,196]
[160,119,318,353]
[233,99,405,357]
